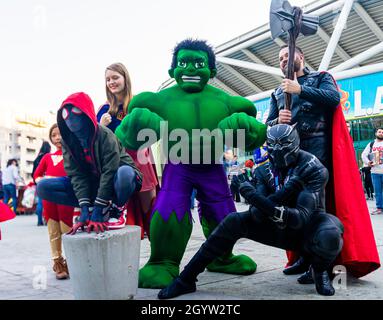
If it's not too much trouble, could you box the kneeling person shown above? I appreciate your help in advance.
[158,124,343,298]
[37,92,142,234]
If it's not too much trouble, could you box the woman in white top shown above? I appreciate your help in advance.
[2,159,21,214]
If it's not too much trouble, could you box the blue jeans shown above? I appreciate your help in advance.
[35,196,43,225]
[371,173,383,209]
[36,166,138,208]
[3,184,17,213]
[190,188,197,209]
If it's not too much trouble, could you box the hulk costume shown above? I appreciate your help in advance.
[116,39,267,288]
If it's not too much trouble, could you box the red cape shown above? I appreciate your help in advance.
[287,76,380,278]
[0,202,15,222]
[0,202,16,240]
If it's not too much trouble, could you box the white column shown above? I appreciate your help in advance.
[318,0,355,71]
[330,42,383,73]
[62,226,141,300]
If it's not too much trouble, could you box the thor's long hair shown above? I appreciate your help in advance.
[105,62,132,116]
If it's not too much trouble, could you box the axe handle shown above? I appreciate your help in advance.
[283,31,295,111]
[284,7,303,111]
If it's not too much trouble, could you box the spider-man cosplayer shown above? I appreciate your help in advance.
[37,92,142,234]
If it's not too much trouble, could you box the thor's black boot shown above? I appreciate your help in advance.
[283,256,310,275]
[312,268,335,296]
[297,265,314,284]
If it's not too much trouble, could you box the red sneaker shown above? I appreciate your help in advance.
[105,204,126,230]
[105,215,126,230]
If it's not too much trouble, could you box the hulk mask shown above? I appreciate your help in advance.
[169,49,217,93]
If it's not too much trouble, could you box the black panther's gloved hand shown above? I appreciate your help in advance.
[237,172,249,184]
[231,172,249,190]
[239,182,287,225]
[239,182,276,215]
[268,176,304,204]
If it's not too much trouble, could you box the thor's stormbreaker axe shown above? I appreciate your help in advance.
[269,0,319,110]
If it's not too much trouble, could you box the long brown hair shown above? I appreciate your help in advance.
[105,63,132,116]
[49,123,58,143]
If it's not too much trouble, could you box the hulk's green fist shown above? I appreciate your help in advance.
[218,112,267,151]
[116,108,164,150]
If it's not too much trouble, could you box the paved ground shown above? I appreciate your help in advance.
[0,200,382,300]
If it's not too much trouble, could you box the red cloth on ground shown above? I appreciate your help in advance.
[0,202,16,222]
[0,202,16,240]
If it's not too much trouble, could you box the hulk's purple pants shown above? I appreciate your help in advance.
[152,163,236,223]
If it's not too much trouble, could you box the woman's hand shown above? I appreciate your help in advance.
[100,113,112,126]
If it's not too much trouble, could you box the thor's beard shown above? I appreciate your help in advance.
[283,59,301,77]
[376,134,383,141]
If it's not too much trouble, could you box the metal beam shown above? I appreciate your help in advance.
[241,49,283,83]
[273,37,287,48]
[330,42,383,72]
[217,56,283,78]
[333,62,383,80]
[353,2,383,42]
[210,78,241,96]
[157,78,175,91]
[246,89,275,103]
[319,0,355,71]
[317,26,352,62]
[219,63,263,93]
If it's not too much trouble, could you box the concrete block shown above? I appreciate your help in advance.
[62,226,141,300]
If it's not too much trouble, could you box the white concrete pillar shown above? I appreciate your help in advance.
[62,226,141,300]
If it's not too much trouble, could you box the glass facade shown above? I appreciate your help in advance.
[348,117,383,168]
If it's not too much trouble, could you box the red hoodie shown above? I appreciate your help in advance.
[57,92,98,175]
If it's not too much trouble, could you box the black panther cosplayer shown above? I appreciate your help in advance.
[158,124,344,298]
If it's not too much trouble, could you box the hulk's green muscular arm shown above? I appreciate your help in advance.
[219,95,267,151]
[115,92,165,150]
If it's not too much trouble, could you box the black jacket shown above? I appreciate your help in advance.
[266,70,340,140]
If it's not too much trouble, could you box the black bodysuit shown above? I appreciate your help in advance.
[178,150,344,282]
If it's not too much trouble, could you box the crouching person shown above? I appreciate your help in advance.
[158,124,344,298]
[37,92,142,234]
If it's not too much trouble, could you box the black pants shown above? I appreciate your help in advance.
[181,208,344,282]
[230,183,241,202]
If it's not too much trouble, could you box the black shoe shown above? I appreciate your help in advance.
[312,269,335,296]
[108,203,123,220]
[283,257,309,275]
[158,277,196,299]
[297,266,314,284]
